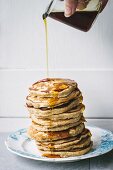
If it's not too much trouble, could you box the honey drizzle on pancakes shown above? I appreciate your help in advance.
[47,82,69,152]
[48,83,69,107]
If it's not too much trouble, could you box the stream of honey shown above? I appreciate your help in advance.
[43,18,49,77]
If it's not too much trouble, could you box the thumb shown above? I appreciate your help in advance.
[64,0,78,17]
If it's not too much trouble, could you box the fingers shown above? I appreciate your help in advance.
[64,0,90,17]
[64,0,78,17]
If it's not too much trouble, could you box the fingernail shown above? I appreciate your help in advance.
[65,6,72,17]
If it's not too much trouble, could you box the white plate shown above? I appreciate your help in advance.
[5,126,113,162]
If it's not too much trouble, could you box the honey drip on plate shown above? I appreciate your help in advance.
[43,18,49,77]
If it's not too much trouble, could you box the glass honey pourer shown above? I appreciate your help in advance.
[43,0,108,32]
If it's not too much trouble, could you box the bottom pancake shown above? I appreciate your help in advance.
[41,141,93,158]
[37,136,91,151]
[36,128,91,150]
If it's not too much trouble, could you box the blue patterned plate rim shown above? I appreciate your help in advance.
[5,125,113,162]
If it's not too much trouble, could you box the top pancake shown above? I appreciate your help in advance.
[29,78,77,98]
[26,90,81,108]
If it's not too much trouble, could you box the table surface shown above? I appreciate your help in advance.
[0,133,113,170]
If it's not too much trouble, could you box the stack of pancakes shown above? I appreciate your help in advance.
[27,78,93,158]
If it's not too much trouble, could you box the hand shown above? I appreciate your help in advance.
[64,0,90,17]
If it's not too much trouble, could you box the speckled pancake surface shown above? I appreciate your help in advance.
[27,123,85,141]
[37,136,91,151]
[35,128,91,146]
[30,113,83,127]
[26,90,81,108]
[31,117,85,132]
[28,103,85,120]
[29,78,77,97]
[27,97,83,116]
[41,142,93,158]
[36,129,92,151]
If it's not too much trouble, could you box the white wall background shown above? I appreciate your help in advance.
[0,0,113,118]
